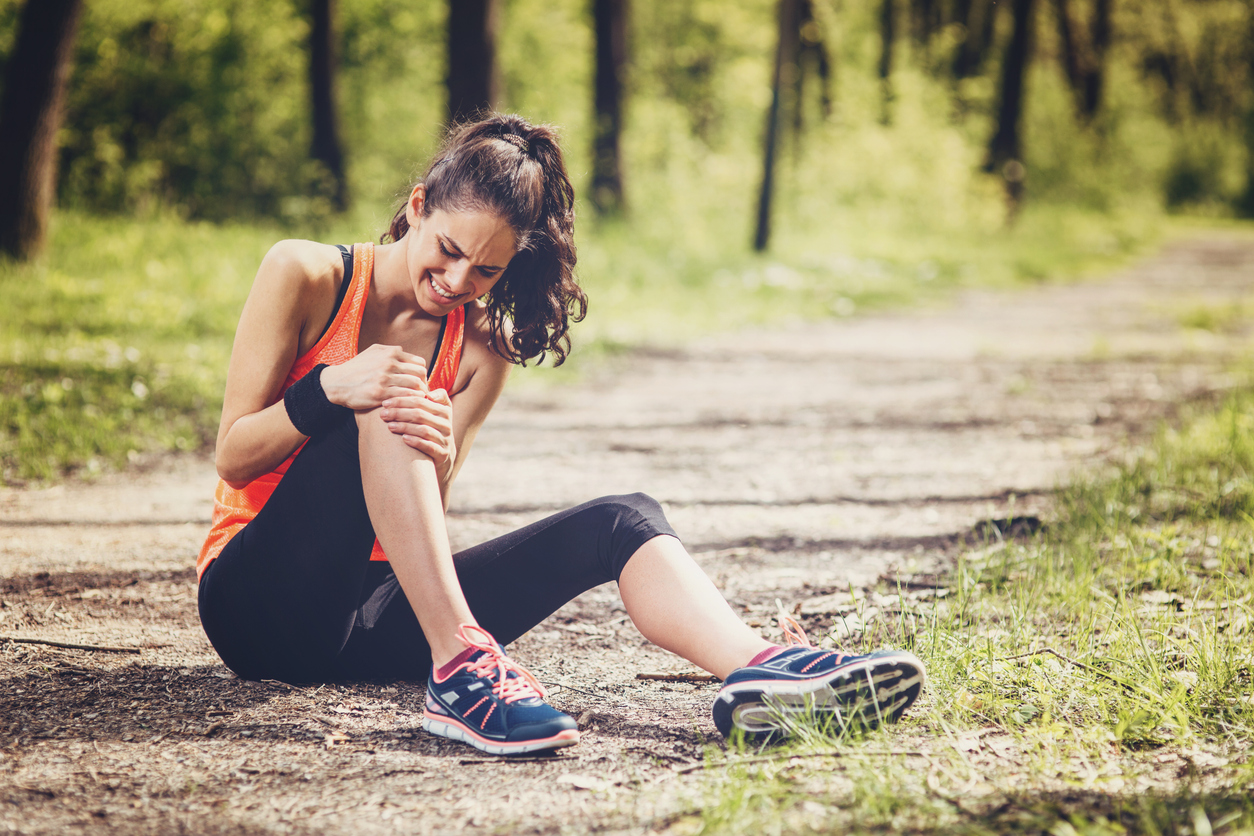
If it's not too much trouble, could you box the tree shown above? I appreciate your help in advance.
[310,0,348,211]
[754,0,803,252]
[878,0,896,124]
[591,0,628,215]
[0,0,84,260]
[985,0,1036,211]
[1052,0,1112,121]
[953,0,998,80]
[447,0,500,125]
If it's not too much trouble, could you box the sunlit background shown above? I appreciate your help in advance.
[0,0,1251,481]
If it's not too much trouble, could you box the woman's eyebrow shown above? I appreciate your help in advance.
[442,235,504,271]
[438,235,501,271]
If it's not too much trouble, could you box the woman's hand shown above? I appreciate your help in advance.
[380,388,457,483]
[320,344,429,410]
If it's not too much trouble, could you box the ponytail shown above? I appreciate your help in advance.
[383,114,586,366]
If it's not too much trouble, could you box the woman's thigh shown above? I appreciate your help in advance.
[197,413,378,681]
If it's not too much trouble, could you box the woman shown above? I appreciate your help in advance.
[197,114,925,756]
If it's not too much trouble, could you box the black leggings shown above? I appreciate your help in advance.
[197,411,677,684]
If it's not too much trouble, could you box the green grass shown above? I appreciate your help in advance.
[669,390,1254,836]
[0,202,1163,482]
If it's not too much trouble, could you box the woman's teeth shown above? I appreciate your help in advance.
[429,277,459,299]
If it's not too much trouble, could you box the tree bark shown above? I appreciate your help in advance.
[310,0,348,211]
[1240,11,1254,218]
[878,0,896,124]
[795,0,832,129]
[0,0,84,260]
[1053,0,1111,120]
[591,0,628,216]
[447,0,500,125]
[985,0,1035,209]
[754,0,802,252]
[1052,0,1083,96]
[953,0,998,79]
[1081,0,1111,118]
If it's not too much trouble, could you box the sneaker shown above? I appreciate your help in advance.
[422,624,579,755]
[712,611,926,741]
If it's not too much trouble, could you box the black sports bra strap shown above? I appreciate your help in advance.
[431,313,448,371]
[317,245,355,343]
[334,244,353,313]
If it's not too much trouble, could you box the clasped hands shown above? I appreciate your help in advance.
[320,343,455,480]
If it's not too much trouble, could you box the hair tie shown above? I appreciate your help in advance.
[501,133,529,153]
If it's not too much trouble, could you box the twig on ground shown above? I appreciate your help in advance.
[674,749,927,775]
[636,672,721,683]
[539,680,607,699]
[0,636,142,654]
[998,648,1159,697]
[458,756,572,766]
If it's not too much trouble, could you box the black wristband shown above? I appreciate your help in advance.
[284,363,352,436]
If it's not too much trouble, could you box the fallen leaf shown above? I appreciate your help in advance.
[557,773,610,792]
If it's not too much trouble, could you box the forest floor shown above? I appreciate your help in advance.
[1,234,1252,835]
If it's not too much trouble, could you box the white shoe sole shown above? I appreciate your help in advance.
[714,652,926,739]
[421,714,580,756]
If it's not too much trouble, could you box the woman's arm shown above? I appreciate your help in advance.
[215,241,329,487]
[215,241,429,488]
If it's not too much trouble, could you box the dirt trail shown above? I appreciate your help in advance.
[1,237,1252,834]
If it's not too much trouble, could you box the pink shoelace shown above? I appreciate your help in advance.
[776,599,814,647]
[456,624,548,703]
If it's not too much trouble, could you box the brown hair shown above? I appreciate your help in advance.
[383,114,587,366]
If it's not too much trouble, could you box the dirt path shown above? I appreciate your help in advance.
[1,237,1252,835]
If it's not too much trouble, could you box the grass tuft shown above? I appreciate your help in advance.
[679,390,1254,835]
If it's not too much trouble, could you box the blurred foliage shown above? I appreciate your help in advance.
[0,0,1248,223]
[0,0,1253,481]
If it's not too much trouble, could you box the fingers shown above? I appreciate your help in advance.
[391,423,453,468]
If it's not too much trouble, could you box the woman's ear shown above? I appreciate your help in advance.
[404,184,427,228]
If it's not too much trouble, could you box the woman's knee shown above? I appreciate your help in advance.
[577,493,679,581]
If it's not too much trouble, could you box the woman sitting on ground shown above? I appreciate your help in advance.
[196,113,925,755]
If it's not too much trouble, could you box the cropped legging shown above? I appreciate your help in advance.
[197,411,677,684]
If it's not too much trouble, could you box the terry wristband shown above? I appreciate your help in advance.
[284,363,352,436]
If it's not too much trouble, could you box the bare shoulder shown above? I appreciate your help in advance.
[455,299,513,393]
[255,239,343,295]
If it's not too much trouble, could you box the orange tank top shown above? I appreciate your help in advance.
[197,242,466,579]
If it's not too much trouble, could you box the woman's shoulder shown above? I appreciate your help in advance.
[255,239,344,293]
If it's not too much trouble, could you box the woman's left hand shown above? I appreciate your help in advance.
[380,389,456,483]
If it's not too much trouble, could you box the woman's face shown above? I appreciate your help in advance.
[404,185,518,316]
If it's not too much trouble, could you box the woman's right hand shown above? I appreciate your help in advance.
[320,343,430,410]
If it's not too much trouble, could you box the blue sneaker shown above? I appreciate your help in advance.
[422,625,579,755]
[712,614,925,741]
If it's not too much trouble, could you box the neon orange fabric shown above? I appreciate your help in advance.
[197,242,467,579]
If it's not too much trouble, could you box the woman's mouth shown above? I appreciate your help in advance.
[428,276,463,301]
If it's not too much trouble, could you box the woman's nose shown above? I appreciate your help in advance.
[445,262,473,292]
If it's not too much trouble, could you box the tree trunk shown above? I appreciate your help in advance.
[1240,11,1254,218]
[985,0,1035,210]
[754,0,802,252]
[1052,0,1083,96]
[447,0,500,125]
[0,0,84,260]
[878,0,895,124]
[911,0,939,48]
[953,0,993,80]
[310,0,348,211]
[796,0,833,127]
[591,0,628,216]
[1053,0,1111,121]
[1081,0,1111,118]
